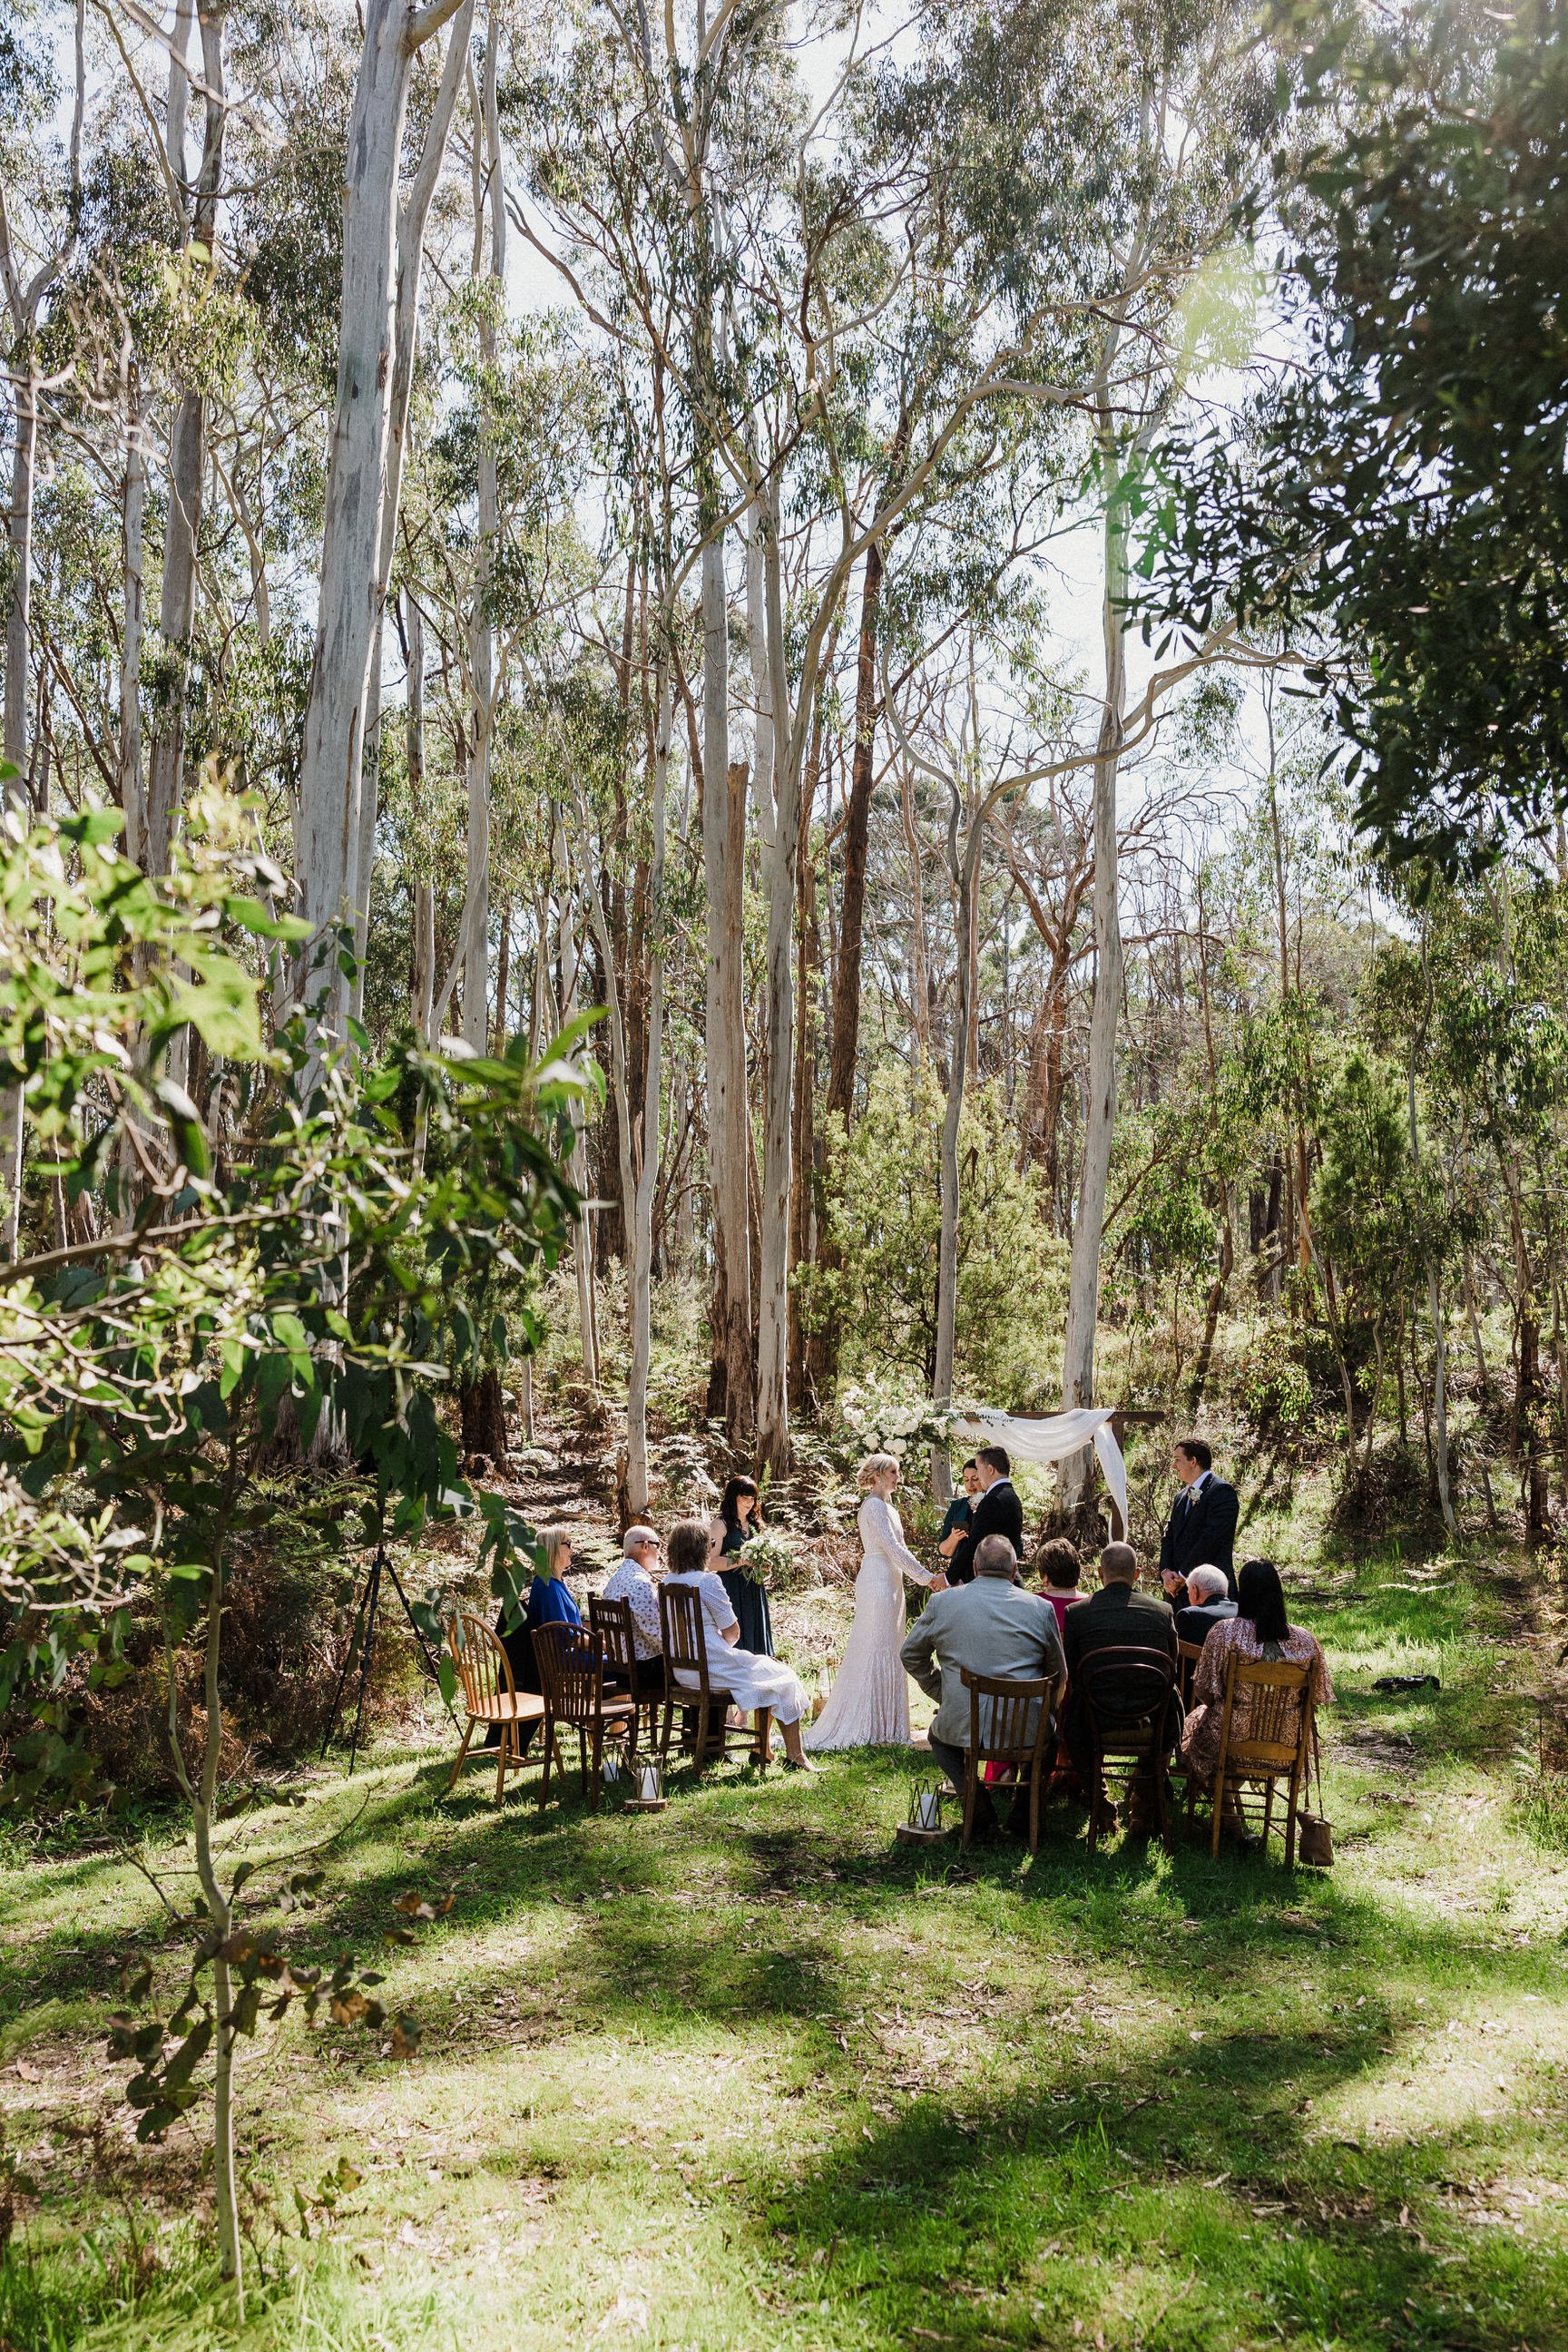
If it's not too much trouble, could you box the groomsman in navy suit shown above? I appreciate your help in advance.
[1158,1437,1240,1602]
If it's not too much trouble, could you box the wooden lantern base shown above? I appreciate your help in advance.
[622,1795,669,1813]
[895,1820,949,1845]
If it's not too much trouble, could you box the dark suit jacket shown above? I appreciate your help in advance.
[1158,1476,1240,1597]
[1062,1580,1177,1674]
[947,1478,1024,1584]
[1173,1598,1237,1648]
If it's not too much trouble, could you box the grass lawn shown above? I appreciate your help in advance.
[2,1552,1567,2351]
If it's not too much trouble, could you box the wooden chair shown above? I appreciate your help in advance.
[1075,1644,1180,1853]
[1206,1652,1315,1864]
[657,1583,771,1772]
[958,1669,1057,1857]
[1176,1639,1206,1708]
[443,1610,547,1806]
[533,1622,638,1811]
[588,1593,659,1753]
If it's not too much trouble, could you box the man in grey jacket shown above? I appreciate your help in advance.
[899,1532,1065,1835]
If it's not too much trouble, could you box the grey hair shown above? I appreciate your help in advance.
[622,1524,660,1553]
[1100,1542,1138,1582]
[1186,1563,1229,1603]
[974,1533,1018,1578]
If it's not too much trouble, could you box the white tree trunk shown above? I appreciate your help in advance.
[702,532,752,1434]
[1059,488,1129,1505]
[406,591,435,1039]
[294,0,467,1036]
[931,808,980,1505]
[557,877,599,1388]
[348,5,472,1030]
[585,656,671,1514]
[119,392,148,868]
[0,365,35,1254]
[461,15,504,1053]
[755,488,797,1475]
[145,2,225,874]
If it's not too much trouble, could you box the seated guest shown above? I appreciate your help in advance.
[936,1460,981,1561]
[1173,1563,1238,1649]
[1061,1543,1180,1832]
[898,1533,1065,1838]
[602,1524,666,1697]
[662,1517,818,1769]
[490,1527,579,1752]
[1035,1536,1086,1642]
[1180,1558,1334,1801]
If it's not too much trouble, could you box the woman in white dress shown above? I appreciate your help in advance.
[805,1453,946,1750]
[662,1518,818,1769]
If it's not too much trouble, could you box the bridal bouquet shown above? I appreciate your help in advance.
[732,1526,798,1588]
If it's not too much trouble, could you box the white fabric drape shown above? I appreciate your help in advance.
[948,1404,1128,1537]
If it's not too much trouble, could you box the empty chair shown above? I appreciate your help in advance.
[444,1610,547,1806]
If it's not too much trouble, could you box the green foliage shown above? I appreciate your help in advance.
[803,1067,1067,1407]
[1144,0,1568,872]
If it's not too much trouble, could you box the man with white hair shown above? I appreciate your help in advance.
[602,1524,665,1696]
[1173,1563,1238,1649]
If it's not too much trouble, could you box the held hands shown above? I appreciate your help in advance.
[929,1571,949,1592]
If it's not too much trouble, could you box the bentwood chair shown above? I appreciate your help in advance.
[1176,1638,1207,1709]
[657,1583,771,1772]
[443,1610,547,1806]
[958,1669,1057,1857]
[1206,1653,1316,1865]
[532,1622,638,1811]
[588,1593,659,1755]
[1075,1645,1180,1854]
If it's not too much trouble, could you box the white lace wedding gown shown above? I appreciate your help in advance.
[804,1494,936,1749]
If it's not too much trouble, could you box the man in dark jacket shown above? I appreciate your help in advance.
[1062,1544,1180,1830]
[1158,1438,1239,1600]
[946,1446,1024,1584]
[1173,1563,1238,1649]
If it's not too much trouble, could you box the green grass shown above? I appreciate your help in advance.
[3,1552,1568,2350]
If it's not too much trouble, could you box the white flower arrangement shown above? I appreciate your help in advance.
[838,1380,961,1463]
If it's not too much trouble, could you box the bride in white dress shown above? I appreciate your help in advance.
[805,1453,946,1750]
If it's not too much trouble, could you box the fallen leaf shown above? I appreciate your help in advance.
[15,2060,42,2082]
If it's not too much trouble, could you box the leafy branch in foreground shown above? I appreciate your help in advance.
[0,786,595,2311]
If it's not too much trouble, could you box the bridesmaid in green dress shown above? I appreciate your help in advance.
[718,1475,775,1657]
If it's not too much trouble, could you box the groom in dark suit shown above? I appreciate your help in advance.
[1158,1438,1240,1601]
[947,1446,1024,1583]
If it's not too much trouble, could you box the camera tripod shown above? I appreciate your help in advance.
[319,1543,450,1772]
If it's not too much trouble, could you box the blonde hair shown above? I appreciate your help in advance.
[857,1452,901,1492]
[539,1526,573,1576]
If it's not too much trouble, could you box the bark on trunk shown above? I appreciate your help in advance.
[702,520,753,1435]
[826,537,884,1124]
[459,1364,509,1470]
[146,4,225,875]
[1059,489,1129,1502]
[461,14,503,1054]
[755,489,797,1475]
[293,0,470,1044]
[119,392,148,867]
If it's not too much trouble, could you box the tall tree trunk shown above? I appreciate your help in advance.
[702,523,752,1435]
[293,0,471,1046]
[119,390,148,868]
[462,13,503,1054]
[0,362,36,1254]
[755,487,797,1475]
[826,537,884,1123]
[405,591,435,1038]
[585,654,670,1513]
[932,805,982,1506]
[789,718,821,1402]
[1406,1029,1459,1536]
[1059,485,1129,1504]
[145,2,225,875]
